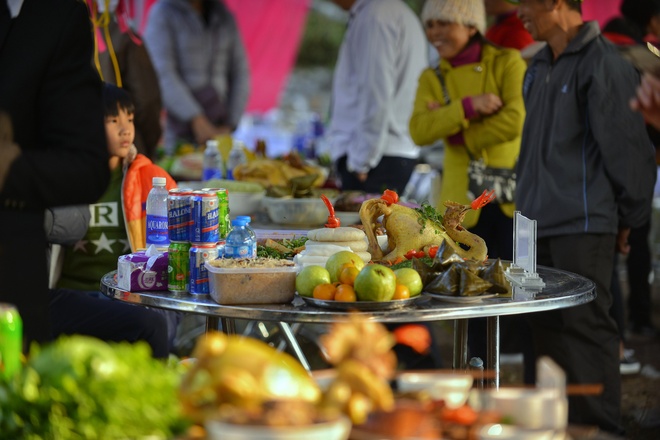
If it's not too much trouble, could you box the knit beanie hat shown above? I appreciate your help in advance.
[421,0,486,35]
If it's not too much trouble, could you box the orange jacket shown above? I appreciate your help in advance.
[123,153,177,252]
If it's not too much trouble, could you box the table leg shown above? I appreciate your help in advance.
[206,316,221,333]
[453,319,469,370]
[486,315,500,388]
[276,322,311,372]
[220,317,236,335]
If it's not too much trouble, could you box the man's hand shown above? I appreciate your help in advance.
[630,73,660,131]
[616,227,631,255]
[355,171,368,183]
[191,114,219,145]
[427,101,441,110]
[472,93,503,116]
[0,112,21,193]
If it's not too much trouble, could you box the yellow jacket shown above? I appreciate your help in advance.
[409,43,526,228]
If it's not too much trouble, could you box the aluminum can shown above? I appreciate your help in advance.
[190,190,219,244]
[168,241,191,293]
[203,187,231,239]
[167,188,192,242]
[189,244,219,294]
[0,303,22,379]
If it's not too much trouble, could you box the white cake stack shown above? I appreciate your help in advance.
[294,227,371,268]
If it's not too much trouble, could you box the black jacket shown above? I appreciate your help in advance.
[515,21,656,237]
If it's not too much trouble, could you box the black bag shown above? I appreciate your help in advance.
[466,151,516,204]
[433,67,516,204]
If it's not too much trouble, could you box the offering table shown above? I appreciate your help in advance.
[100,263,594,387]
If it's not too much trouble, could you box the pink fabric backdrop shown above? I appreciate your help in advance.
[224,0,312,113]
[583,0,622,27]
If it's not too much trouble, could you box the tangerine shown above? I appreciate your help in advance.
[335,284,357,302]
[393,284,411,300]
[338,265,361,286]
[313,283,337,300]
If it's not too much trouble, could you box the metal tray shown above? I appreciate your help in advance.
[299,294,424,311]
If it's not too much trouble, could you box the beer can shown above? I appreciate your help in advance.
[168,188,192,242]
[168,241,191,293]
[0,303,22,379]
[190,190,219,244]
[202,187,231,239]
[189,244,219,294]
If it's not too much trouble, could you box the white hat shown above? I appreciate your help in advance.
[421,0,487,35]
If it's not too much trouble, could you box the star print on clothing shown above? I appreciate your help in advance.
[119,238,130,252]
[73,240,88,253]
[92,232,117,254]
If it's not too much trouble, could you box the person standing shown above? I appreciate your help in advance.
[0,0,110,345]
[512,0,656,433]
[144,0,250,152]
[325,0,428,194]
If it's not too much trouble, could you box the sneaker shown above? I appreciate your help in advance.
[620,354,641,375]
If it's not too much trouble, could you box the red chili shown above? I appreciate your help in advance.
[405,249,417,260]
[428,245,439,259]
[321,194,341,228]
[471,189,496,210]
[380,189,399,205]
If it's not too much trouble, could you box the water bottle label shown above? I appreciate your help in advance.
[203,168,222,181]
[225,244,250,258]
[146,214,170,245]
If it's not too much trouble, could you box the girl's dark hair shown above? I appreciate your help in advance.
[620,0,660,30]
[102,83,135,117]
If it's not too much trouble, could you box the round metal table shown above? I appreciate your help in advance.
[100,264,594,386]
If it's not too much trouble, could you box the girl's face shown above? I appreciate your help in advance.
[105,107,134,159]
[425,19,476,60]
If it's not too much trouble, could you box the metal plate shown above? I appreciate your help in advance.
[424,292,498,304]
[299,294,424,311]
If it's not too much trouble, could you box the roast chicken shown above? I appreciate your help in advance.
[359,190,495,263]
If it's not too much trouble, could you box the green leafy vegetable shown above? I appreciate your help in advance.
[0,336,189,439]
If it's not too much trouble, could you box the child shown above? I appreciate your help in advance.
[48,84,178,358]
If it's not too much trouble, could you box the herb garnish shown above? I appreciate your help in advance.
[414,202,445,234]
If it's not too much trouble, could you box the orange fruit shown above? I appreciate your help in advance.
[393,284,411,300]
[338,265,361,286]
[335,284,357,302]
[313,283,337,301]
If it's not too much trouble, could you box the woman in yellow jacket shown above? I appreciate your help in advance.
[410,0,526,261]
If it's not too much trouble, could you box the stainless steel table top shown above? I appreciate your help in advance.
[100,264,595,323]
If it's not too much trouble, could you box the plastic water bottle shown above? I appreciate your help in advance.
[225,141,247,180]
[236,215,257,258]
[146,177,170,250]
[202,139,223,181]
[224,217,255,259]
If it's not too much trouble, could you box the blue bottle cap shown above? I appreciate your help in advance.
[236,215,252,224]
[231,218,247,227]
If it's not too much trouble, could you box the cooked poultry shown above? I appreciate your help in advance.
[359,190,494,263]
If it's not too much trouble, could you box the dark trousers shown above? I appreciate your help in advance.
[50,288,170,359]
[0,210,52,345]
[526,234,622,434]
[335,155,417,195]
[625,221,653,329]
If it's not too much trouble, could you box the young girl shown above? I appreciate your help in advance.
[50,84,178,358]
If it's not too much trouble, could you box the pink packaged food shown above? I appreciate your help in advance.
[117,251,168,291]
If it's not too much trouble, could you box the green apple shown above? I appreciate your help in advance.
[325,250,365,283]
[354,264,397,301]
[394,268,423,297]
[296,265,331,297]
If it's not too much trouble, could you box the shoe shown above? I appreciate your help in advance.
[620,354,641,375]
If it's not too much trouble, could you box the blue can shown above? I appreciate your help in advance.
[189,244,219,294]
[167,189,192,242]
[190,190,219,244]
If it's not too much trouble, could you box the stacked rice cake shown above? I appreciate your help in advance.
[294,227,371,268]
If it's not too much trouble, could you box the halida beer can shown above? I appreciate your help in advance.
[190,190,219,244]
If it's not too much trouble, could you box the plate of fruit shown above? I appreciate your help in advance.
[295,251,426,311]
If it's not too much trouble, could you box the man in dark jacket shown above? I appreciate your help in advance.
[0,0,110,345]
[511,0,656,434]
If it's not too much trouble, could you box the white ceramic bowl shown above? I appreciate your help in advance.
[228,190,266,216]
[396,372,473,409]
[263,196,336,226]
[205,416,351,440]
[479,388,568,430]
[479,423,558,440]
